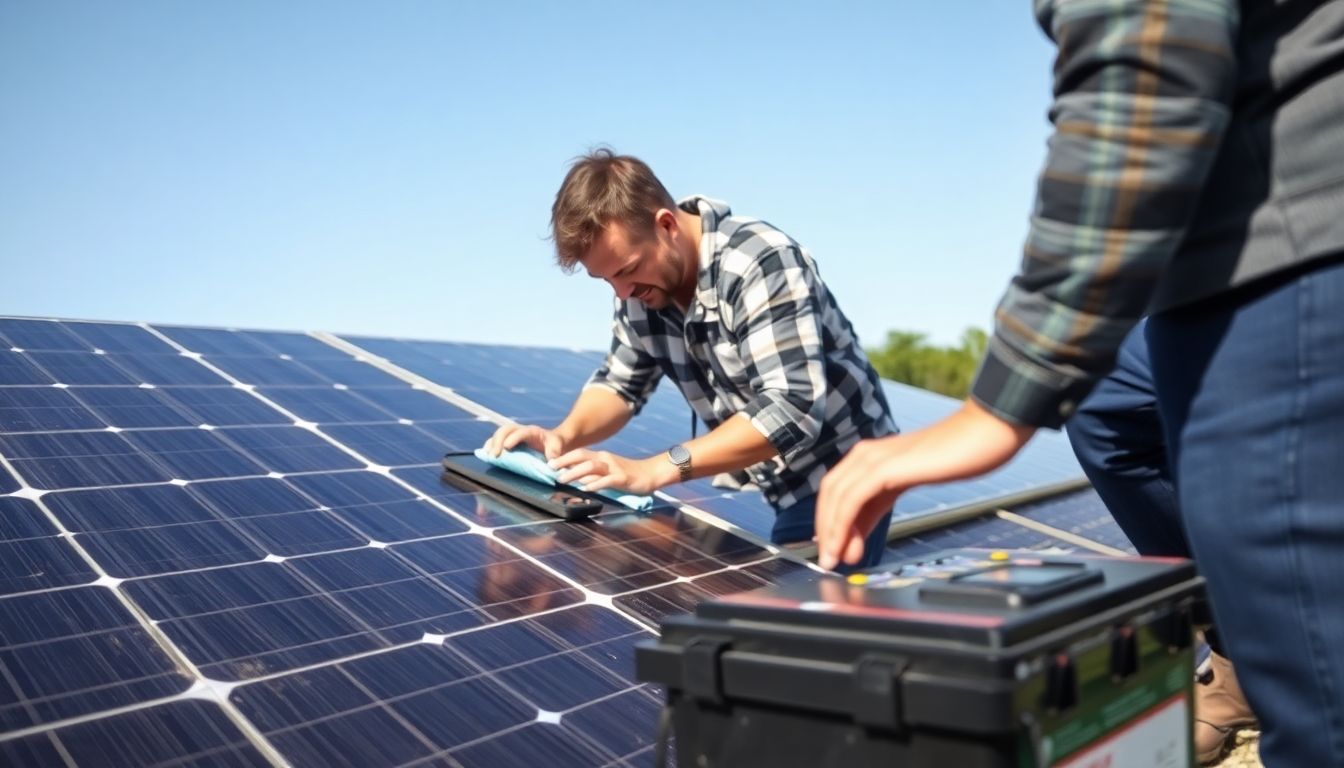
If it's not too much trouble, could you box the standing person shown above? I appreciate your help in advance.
[486,148,898,569]
[815,1,1344,764]
[1068,319,1257,764]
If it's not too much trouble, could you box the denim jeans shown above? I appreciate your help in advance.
[1066,318,1190,557]
[1149,256,1344,767]
[773,494,893,573]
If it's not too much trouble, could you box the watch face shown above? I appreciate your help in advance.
[668,444,691,464]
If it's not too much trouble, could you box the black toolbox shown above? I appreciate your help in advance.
[636,548,1204,767]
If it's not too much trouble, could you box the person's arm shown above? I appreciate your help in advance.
[552,412,778,495]
[817,0,1240,569]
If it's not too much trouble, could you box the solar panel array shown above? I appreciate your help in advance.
[0,316,1121,767]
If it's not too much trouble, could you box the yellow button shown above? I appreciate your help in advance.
[989,551,1010,562]
[846,573,869,585]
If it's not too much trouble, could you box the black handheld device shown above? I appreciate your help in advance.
[441,451,603,520]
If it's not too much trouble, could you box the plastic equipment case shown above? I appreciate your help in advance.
[636,548,1204,768]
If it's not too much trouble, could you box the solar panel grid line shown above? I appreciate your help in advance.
[993,509,1129,556]
[310,331,516,427]
[0,454,289,767]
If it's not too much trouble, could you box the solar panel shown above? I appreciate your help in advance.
[0,317,817,766]
[0,316,1107,766]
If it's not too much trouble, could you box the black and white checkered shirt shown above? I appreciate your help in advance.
[586,196,896,510]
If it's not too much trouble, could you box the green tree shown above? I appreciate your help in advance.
[866,327,988,399]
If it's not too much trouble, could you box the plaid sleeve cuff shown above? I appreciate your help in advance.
[582,376,645,415]
[970,335,1097,430]
[744,393,817,461]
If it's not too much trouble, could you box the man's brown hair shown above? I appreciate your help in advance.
[550,148,676,273]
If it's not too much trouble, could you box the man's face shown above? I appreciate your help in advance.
[582,214,687,310]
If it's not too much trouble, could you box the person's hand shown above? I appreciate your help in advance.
[483,423,568,460]
[815,399,1036,571]
[548,448,673,496]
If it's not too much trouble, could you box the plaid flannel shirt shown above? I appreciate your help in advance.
[973,0,1240,428]
[586,196,895,510]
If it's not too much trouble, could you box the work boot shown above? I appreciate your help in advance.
[1194,652,1257,765]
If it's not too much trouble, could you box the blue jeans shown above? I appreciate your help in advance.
[1066,318,1190,557]
[1067,320,1222,663]
[773,494,892,573]
[1149,257,1344,767]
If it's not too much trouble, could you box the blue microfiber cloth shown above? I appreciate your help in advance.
[472,447,655,511]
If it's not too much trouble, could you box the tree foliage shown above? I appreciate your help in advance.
[866,327,988,399]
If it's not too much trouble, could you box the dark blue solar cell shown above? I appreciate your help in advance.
[206,355,331,386]
[154,326,272,356]
[75,519,265,577]
[297,357,406,386]
[230,664,377,733]
[263,704,440,768]
[445,618,560,670]
[24,351,136,385]
[154,594,387,680]
[258,386,397,423]
[188,476,316,518]
[390,676,535,751]
[413,418,499,451]
[319,422,450,466]
[0,319,90,351]
[332,498,469,541]
[351,388,472,421]
[122,428,268,480]
[0,431,172,489]
[497,651,629,711]
[286,548,480,641]
[65,322,176,354]
[0,537,97,594]
[454,722,617,768]
[613,581,710,626]
[391,533,512,574]
[0,586,132,646]
[0,468,17,494]
[0,497,57,540]
[240,330,345,359]
[68,386,197,429]
[160,386,291,426]
[0,385,105,432]
[285,470,418,506]
[45,484,220,531]
[1,626,190,729]
[0,349,54,385]
[339,643,477,699]
[218,426,365,473]
[104,352,228,385]
[123,561,316,620]
[288,547,425,590]
[0,699,270,768]
[230,510,366,556]
[563,688,664,760]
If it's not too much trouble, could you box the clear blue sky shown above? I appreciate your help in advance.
[1,2,1056,352]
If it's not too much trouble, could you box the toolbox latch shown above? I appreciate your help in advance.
[682,635,732,705]
[852,653,910,732]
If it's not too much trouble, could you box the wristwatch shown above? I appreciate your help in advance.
[667,443,692,482]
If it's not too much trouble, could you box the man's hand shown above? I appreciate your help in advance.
[548,448,675,496]
[483,423,568,460]
[815,399,1037,570]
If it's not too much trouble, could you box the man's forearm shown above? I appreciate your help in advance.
[678,413,779,481]
[553,386,636,448]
